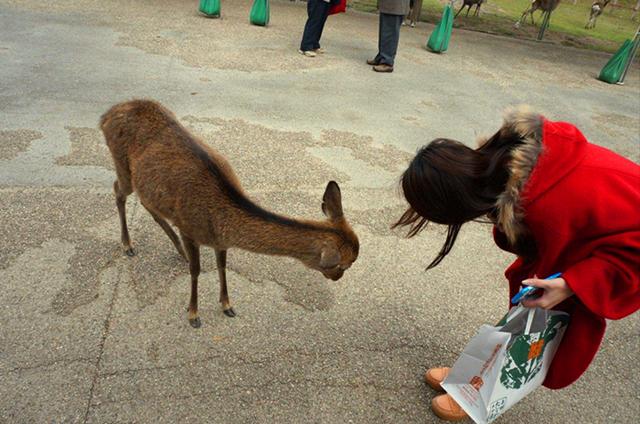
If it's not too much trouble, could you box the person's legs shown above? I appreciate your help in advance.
[373,12,384,63]
[300,0,324,52]
[313,1,331,50]
[378,13,403,66]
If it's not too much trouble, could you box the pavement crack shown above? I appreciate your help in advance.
[1,357,95,375]
[81,257,124,423]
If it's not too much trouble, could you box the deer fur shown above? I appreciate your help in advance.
[455,0,485,18]
[514,0,562,28]
[586,0,610,29]
[100,99,359,328]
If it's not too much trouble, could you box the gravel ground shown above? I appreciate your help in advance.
[0,0,638,423]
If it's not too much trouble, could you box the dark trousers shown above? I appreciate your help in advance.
[300,0,331,51]
[375,13,403,66]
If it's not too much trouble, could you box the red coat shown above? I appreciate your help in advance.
[492,113,640,389]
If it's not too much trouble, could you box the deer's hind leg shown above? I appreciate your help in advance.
[144,207,187,260]
[216,249,235,317]
[182,234,201,328]
[114,179,135,257]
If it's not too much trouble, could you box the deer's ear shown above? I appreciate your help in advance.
[320,246,341,269]
[321,181,343,219]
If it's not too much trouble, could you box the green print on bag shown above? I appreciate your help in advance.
[500,314,569,389]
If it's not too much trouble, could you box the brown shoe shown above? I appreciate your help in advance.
[366,58,380,66]
[431,394,468,421]
[424,367,450,391]
[373,64,393,73]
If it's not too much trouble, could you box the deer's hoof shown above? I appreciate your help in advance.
[189,317,202,328]
[223,307,236,318]
[125,247,136,257]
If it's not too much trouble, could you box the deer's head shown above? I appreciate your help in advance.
[305,181,359,281]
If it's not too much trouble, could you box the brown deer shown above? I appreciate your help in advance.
[586,0,611,29]
[101,99,359,328]
[514,0,562,28]
[455,0,485,18]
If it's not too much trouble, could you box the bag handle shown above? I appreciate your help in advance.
[524,308,535,335]
[505,305,537,335]
[505,304,526,323]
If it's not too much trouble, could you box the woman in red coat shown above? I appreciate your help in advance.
[394,106,640,421]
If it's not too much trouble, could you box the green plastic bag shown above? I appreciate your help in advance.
[427,4,453,53]
[199,0,220,18]
[250,0,270,27]
[598,39,634,84]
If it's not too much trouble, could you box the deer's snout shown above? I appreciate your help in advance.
[323,269,344,281]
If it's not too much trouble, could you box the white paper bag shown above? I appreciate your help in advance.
[441,306,570,423]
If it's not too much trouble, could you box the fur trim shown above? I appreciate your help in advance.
[494,106,544,245]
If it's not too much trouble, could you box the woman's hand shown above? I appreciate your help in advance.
[521,276,575,310]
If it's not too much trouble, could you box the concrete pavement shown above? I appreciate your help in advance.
[1,0,638,423]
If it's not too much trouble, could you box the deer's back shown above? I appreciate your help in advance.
[103,100,242,244]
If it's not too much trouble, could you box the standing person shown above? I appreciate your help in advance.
[299,0,336,57]
[406,0,423,27]
[367,0,410,73]
[393,106,640,421]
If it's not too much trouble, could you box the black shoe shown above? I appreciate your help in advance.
[366,58,380,66]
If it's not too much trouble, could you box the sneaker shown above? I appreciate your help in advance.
[298,49,317,57]
[314,47,326,54]
[410,22,416,28]
[366,58,380,66]
[373,63,393,73]
[424,367,450,391]
[431,394,468,421]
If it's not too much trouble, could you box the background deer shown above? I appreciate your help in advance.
[514,0,562,28]
[455,0,485,18]
[586,0,611,28]
[101,99,359,328]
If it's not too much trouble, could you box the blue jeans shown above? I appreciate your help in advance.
[300,0,331,51]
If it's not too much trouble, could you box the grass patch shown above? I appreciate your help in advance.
[349,0,639,52]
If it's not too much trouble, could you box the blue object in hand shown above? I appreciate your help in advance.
[511,272,563,304]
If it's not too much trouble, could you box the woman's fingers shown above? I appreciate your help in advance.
[522,277,550,289]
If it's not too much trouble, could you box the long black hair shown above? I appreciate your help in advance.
[393,128,522,269]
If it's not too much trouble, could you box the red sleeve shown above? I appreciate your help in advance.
[563,231,640,320]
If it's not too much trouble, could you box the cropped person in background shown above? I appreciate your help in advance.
[299,0,337,57]
[367,0,410,72]
[404,0,423,27]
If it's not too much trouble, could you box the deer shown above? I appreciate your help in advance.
[100,99,359,328]
[455,0,485,18]
[514,0,562,28]
[586,0,611,29]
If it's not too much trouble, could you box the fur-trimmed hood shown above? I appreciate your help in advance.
[481,106,544,245]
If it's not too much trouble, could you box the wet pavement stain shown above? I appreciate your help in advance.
[55,126,113,170]
[0,129,42,160]
[319,130,413,174]
[0,189,118,316]
[182,115,350,191]
[182,115,413,192]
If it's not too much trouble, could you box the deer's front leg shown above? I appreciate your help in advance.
[216,249,235,318]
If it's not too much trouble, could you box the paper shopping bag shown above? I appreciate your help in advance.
[441,306,570,423]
